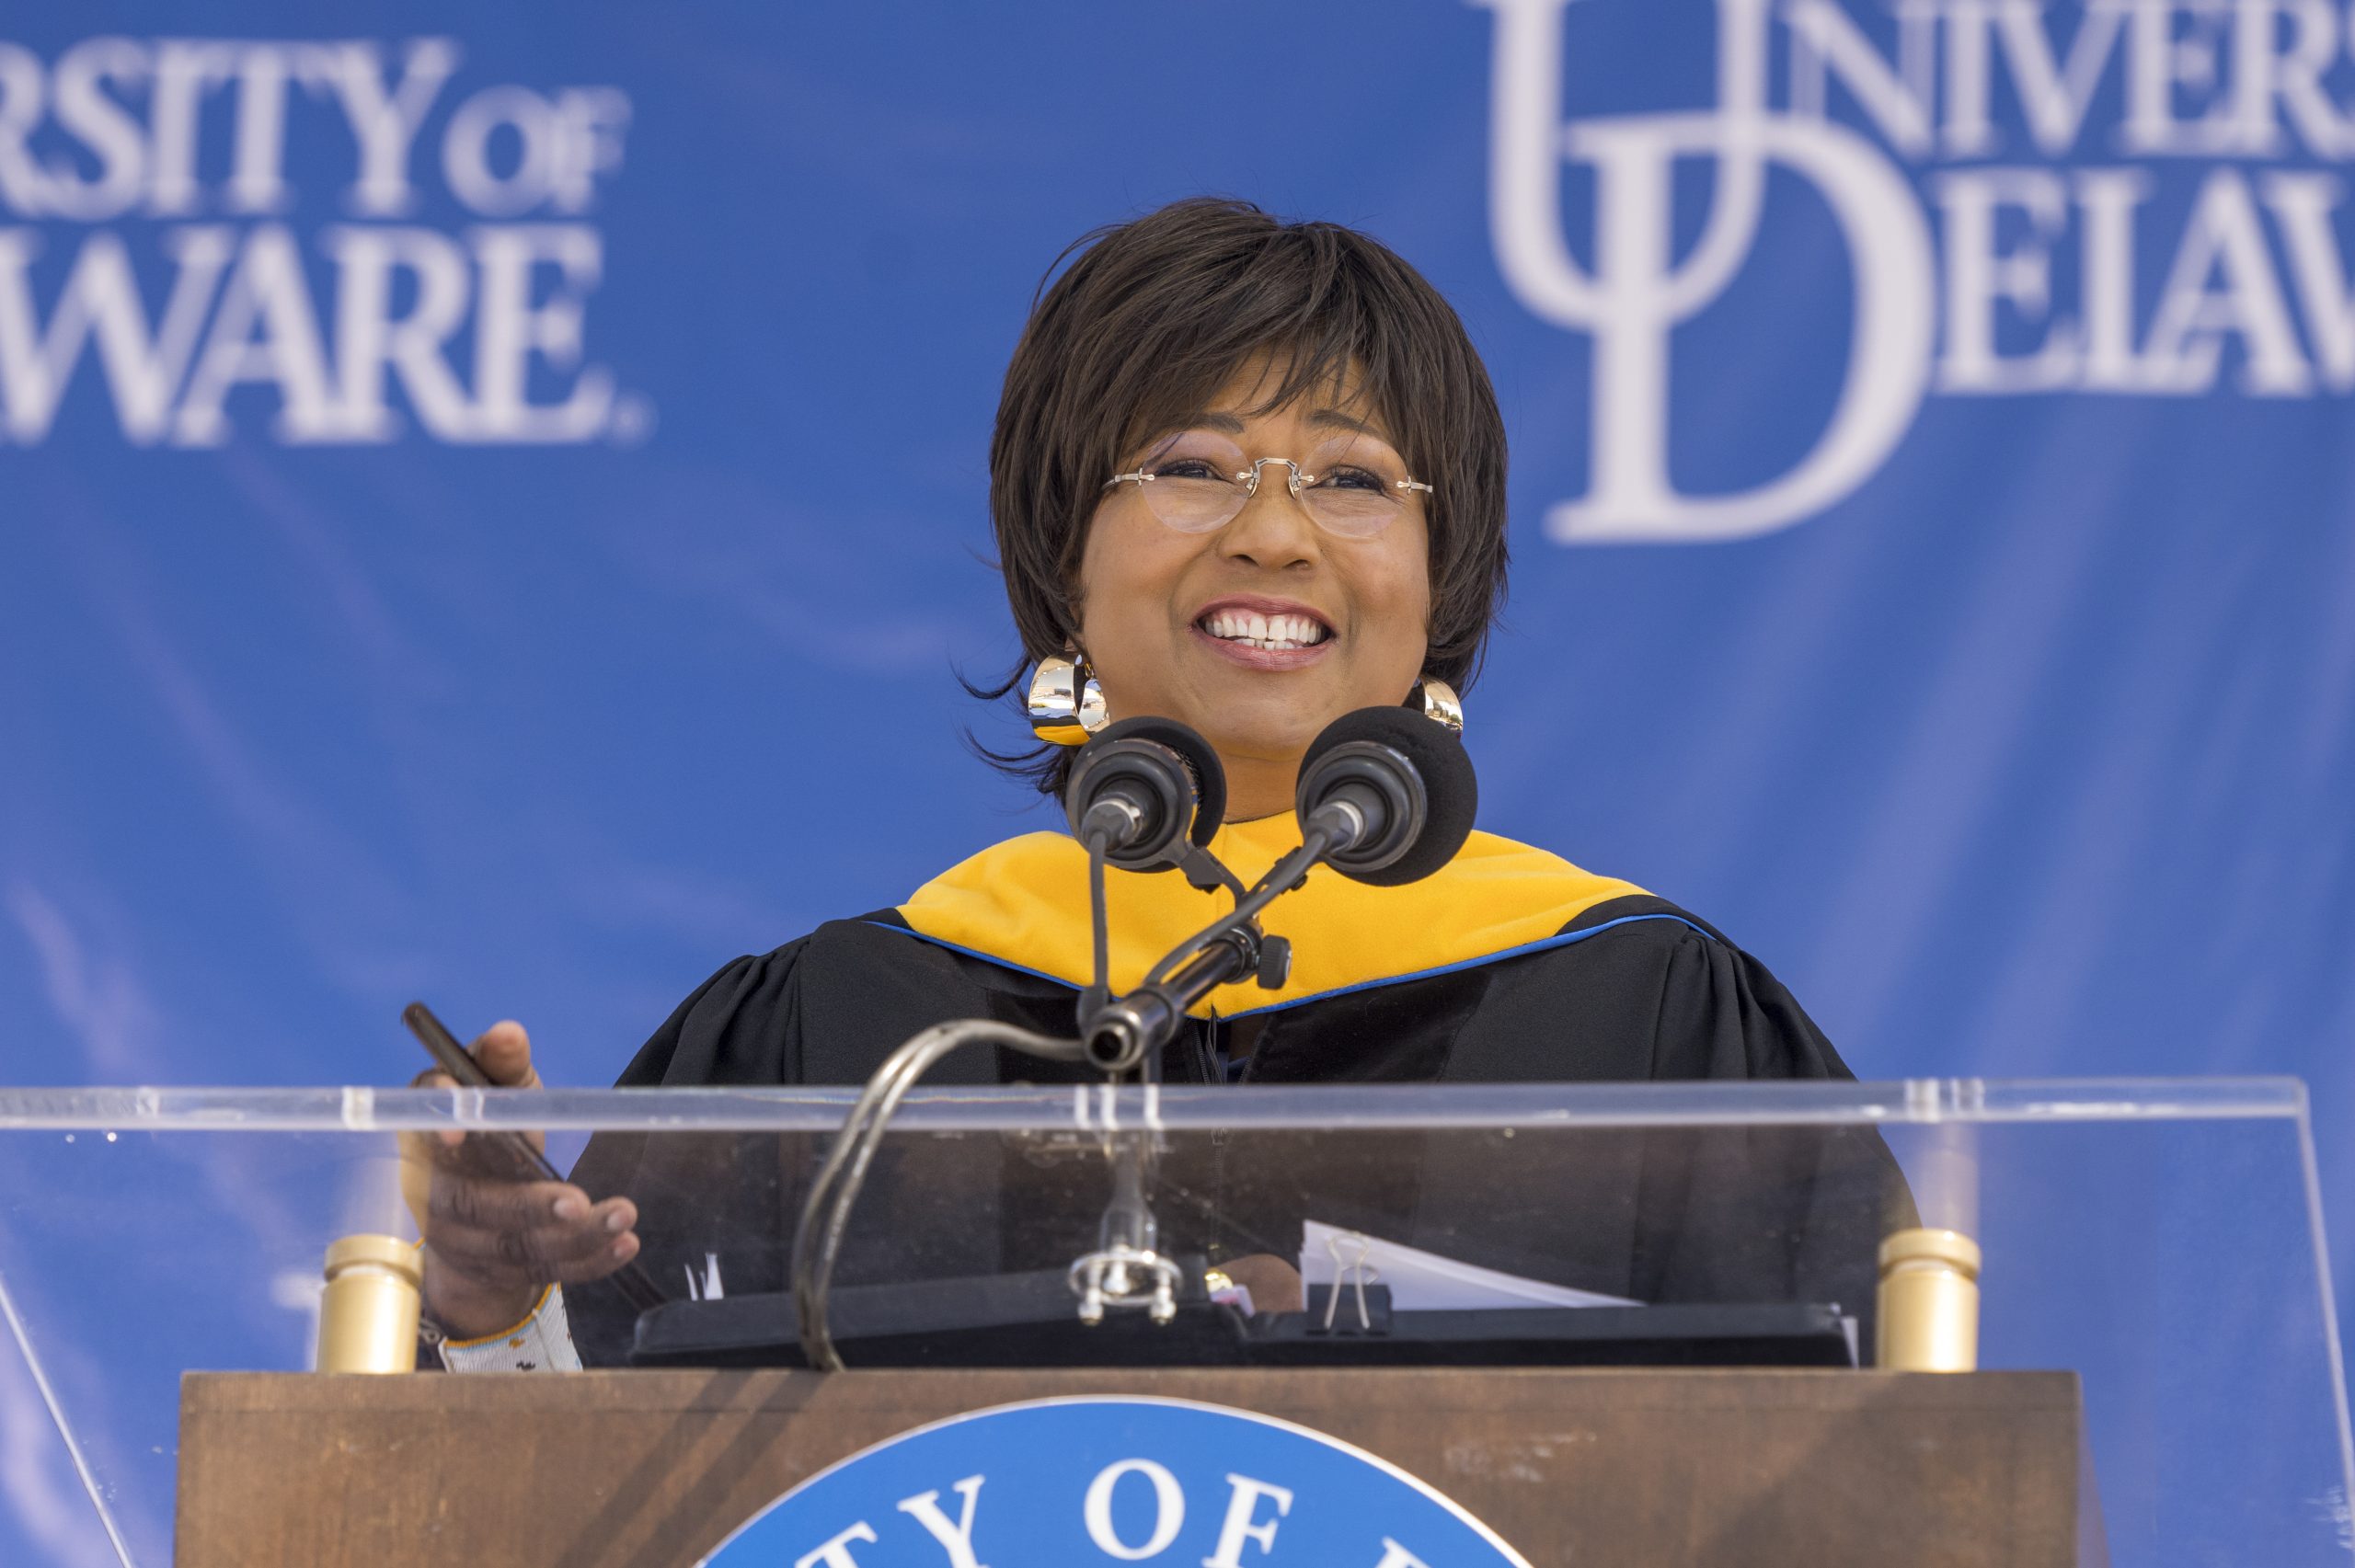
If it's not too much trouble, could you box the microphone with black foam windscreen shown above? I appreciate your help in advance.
[1081,703,1480,1072]
[1062,716,1229,1030]
[1062,715,1227,871]
[1292,704,1479,886]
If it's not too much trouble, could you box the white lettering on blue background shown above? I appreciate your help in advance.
[0,36,646,447]
[1202,1473,1294,1567]
[796,1519,879,1568]
[712,1400,1528,1568]
[1084,1459,1189,1560]
[895,1474,990,1568]
[1476,0,2355,543]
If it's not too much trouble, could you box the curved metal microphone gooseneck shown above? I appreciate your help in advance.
[789,1018,1087,1370]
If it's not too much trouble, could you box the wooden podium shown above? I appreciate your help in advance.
[178,1367,2085,1566]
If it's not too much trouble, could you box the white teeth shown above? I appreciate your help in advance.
[1200,608,1329,650]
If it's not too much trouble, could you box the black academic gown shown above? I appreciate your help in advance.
[568,861,1912,1366]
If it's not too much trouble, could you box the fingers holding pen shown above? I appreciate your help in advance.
[427,1175,635,1248]
[467,1021,540,1089]
[406,1068,469,1152]
[433,1225,642,1289]
[396,1009,642,1328]
[408,1020,542,1151]
[424,1177,640,1286]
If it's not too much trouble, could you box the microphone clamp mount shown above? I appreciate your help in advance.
[1080,921,1292,1074]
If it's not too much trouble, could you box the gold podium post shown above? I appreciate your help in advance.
[1875,1227,1982,1371]
[316,1234,421,1374]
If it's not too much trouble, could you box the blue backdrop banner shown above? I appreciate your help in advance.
[3,4,2352,1561]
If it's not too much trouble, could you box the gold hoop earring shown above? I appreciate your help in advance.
[1407,677,1464,734]
[1027,654,1109,746]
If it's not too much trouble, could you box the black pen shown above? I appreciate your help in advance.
[403,1002,668,1314]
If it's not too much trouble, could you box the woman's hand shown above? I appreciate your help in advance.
[398,1022,640,1340]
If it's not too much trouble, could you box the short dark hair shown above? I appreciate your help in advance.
[977,197,1510,795]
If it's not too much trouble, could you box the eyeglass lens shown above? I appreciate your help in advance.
[1126,430,1419,538]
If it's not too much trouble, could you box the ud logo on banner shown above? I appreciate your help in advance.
[1478,0,2355,543]
[700,1398,1530,1568]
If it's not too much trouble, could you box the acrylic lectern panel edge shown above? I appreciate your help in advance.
[0,1264,138,1568]
[0,1076,2310,1132]
[2292,1093,2355,1512]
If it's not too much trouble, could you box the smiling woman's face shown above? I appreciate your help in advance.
[1076,361,1432,820]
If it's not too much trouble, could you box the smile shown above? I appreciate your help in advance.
[1188,598,1337,671]
[1196,607,1332,651]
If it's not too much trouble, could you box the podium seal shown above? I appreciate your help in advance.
[700,1395,1531,1567]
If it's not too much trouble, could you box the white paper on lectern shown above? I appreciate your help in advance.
[1298,1219,1641,1311]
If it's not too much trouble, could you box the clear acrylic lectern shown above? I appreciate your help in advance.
[0,1078,2347,1566]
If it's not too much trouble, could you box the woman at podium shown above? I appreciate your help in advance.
[412,199,1899,1368]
